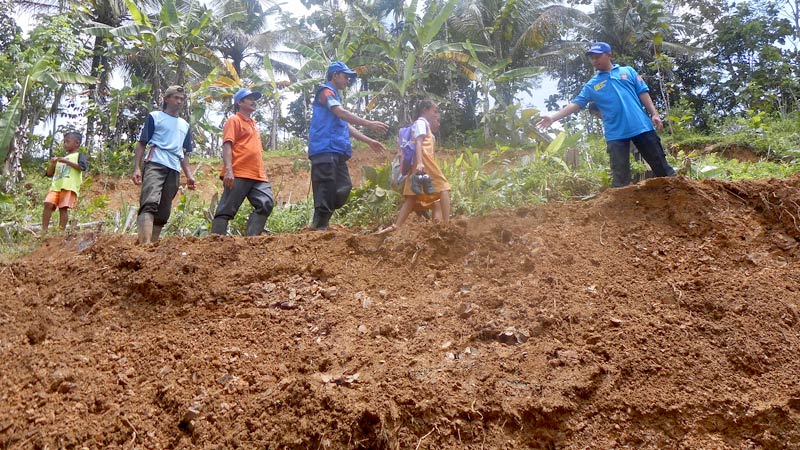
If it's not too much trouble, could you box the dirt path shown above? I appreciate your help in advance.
[2,176,800,449]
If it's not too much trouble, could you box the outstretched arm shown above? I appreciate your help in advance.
[332,106,389,135]
[536,103,581,129]
[349,125,386,153]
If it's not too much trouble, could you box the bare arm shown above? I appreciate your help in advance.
[414,135,425,173]
[181,152,196,190]
[536,103,582,129]
[349,125,387,153]
[221,141,234,190]
[45,159,57,177]
[332,106,389,135]
[56,159,84,172]
[132,141,146,185]
[638,92,663,131]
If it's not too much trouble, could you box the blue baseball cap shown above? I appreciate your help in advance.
[327,61,357,79]
[586,42,612,55]
[233,88,262,104]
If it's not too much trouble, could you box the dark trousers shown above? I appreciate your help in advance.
[607,130,676,187]
[310,152,352,229]
[138,162,180,226]
[210,178,274,236]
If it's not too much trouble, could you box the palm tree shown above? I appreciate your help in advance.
[449,0,585,105]
[581,0,696,117]
[349,0,474,122]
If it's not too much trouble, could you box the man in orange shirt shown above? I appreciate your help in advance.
[210,88,275,236]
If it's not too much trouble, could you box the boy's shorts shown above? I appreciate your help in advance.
[44,190,78,209]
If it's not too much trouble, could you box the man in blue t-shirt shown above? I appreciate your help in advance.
[132,85,197,244]
[538,42,675,187]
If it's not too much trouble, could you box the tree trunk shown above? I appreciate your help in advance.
[269,100,277,150]
[482,82,490,145]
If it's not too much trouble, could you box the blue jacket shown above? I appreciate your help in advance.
[308,82,351,159]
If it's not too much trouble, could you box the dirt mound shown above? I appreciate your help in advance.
[2,176,800,449]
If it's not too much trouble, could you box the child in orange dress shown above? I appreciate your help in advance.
[379,100,450,233]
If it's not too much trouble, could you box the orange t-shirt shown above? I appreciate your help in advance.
[220,112,266,182]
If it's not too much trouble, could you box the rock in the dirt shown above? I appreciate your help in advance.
[26,325,47,345]
[179,404,202,434]
[355,291,373,308]
[456,302,477,318]
[216,374,233,386]
[50,370,75,392]
[497,330,528,345]
[548,349,581,367]
[376,324,396,337]
[277,301,298,310]
[585,334,602,345]
[610,317,624,327]
[57,382,78,394]
[378,290,388,299]
[357,324,368,335]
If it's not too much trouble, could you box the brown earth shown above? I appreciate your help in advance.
[2,171,800,448]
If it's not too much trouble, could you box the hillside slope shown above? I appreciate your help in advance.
[2,176,800,449]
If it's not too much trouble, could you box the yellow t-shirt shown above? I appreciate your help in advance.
[49,152,85,195]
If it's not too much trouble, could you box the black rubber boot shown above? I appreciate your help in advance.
[311,211,332,231]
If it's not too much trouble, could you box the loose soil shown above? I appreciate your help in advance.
[2,159,800,448]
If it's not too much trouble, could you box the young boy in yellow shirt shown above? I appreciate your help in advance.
[42,131,87,232]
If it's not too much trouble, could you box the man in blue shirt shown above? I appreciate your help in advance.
[132,85,197,244]
[307,61,388,230]
[538,42,675,187]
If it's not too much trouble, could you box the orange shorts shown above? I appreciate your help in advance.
[413,193,440,211]
[44,190,78,209]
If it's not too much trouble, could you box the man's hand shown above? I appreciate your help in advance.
[536,116,555,129]
[186,175,197,190]
[367,120,389,135]
[223,167,234,190]
[415,162,425,173]
[368,139,387,153]
[651,115,664,131]
[132,167,142,185]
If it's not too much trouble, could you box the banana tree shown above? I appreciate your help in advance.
[257,56,291,150]
[87,0,221,106]
[0,56,97,192]
[283,26,363,135]
[464,40,542,144]
[351,0,477,123]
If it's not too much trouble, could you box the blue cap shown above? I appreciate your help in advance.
[233,88,262,104]
[586,42,612,55]
[327,61,357,79]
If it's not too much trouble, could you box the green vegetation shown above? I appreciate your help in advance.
[1,0,800,258]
